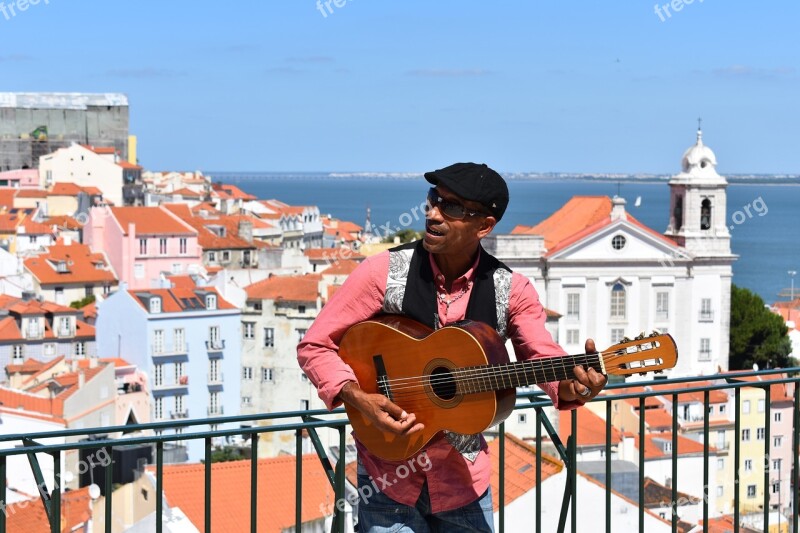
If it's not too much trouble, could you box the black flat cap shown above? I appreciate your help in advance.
[424,162,509,220]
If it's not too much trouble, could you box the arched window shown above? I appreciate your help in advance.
[610,282,626,319]
[673,196,683,231]
[700,199,712,230]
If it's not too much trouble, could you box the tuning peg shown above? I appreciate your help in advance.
[639,372,648,376]
[635,332,646,341]
[621,336,632,344]
[654,370,664,374]
[649,331,660,337]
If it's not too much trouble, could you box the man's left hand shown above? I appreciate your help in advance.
[558,338,608,402]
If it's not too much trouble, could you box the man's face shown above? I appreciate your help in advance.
[423,185,496,255]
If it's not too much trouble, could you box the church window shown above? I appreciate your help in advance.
[700,199,712,230]
[673,196,683,231]
[610,283,626,319]
[611,235,626,250]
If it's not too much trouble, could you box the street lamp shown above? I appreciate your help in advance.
[789,270,797,302]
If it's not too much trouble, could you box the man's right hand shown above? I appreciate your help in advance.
[338,381,425,436]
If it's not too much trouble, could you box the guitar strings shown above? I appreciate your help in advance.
[384,351,621,400]
[383,349,634,401]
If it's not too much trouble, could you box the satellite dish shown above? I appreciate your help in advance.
[63,471,74,483]
[89,484,101,500]
[752,363,759,371]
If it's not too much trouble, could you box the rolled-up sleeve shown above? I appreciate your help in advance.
[507,273,583,411]
[297,253,388,410]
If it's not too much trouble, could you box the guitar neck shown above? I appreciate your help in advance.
[457,353,603,394]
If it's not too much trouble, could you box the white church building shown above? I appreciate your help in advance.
[485,129,736,378]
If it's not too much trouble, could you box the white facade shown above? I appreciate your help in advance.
[39,143,125,206]
[484,131,735,378]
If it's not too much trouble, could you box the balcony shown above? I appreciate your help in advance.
[152,380,189,393]
[152,343,189,359]
[0,368,797,532]
[699,310,715,322]
[205,339,225,352]
[170,410,189,419]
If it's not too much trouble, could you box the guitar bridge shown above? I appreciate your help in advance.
[373,355,393,401]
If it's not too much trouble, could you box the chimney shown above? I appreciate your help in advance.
[611,196,627,221]
[238,219,254,243]
[78,370,85,388]
[63,235,72,246]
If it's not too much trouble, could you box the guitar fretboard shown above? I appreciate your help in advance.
[455,354,604,394]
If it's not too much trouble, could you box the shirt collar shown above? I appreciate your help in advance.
[428,248,481,287]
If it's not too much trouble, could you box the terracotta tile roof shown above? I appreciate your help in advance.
[558,408,623,447]
[110,206,196,236]
[644,407,675,430]
[699,515,761,533]
[324,227,358,242]
[630,432,712,459]
[129,287,236,313]
[327,285,341,302]
[167,275,197,289]
[17,219,54,236]
[642,477,698,508]
[191,202,221,215]
[81,301,97,320]
[544,307,561,319]
[171,187,204,198]
[82,145,117,155]
[154,455,335,532]
[50,182,85,196]
[0,317,22,341]
[211,183,256,201]
[577,472,673,528]
[0,187,17,209]
[42,215,82,230]
[15,189,48,198]
[117,160,142,170]
[0,213,24,232]
[328,220,363,233]
[0,386,65,417]
[74,319,96,339]
[511,196,678,256]
[24,242,118,286]
[163,205,258,250]
[6,486,91,532]
[323,259,360,275]
[245,274,321,303]
[512,196,611,248]
[488,433,563,511]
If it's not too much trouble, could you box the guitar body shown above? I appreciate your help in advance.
[339,315,515,461]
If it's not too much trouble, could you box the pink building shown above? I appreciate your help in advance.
[85,206,202,289]
[0,169,40,189]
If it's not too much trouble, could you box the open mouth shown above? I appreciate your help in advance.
[426,223,444,237]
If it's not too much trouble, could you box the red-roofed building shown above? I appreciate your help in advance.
[4,486,93,531]
[488,130,736,378]
[150,454,337,532]
[241,274,328,453]
[210,182,256,214]
[243,199,324,249]
[162,204,263,269]
[23,239,117,304]
[96,286,241,461]
[0,294,97,370]
[39,143,145,207]
[84,205,201,289]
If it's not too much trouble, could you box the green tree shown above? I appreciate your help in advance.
[382,228,423,244]
[729,284,794,370]
[69,294,96,309]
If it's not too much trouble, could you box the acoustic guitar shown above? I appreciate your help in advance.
[339,315,678,460]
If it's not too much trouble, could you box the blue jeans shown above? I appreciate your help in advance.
[356,474,494,532]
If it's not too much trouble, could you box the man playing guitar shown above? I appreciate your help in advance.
[298,162,607,532]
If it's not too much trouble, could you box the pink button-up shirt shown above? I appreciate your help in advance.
[297,248,580,513]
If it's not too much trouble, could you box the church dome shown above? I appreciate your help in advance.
[681,128,717,174]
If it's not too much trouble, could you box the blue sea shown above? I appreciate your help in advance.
[212,173,799,305]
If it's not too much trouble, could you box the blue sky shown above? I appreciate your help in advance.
[1,0,798,173]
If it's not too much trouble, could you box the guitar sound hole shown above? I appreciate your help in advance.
[430,367,457,400]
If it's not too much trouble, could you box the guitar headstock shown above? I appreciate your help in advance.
[601,332,678,377]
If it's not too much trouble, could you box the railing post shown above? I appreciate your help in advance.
[703,390,709,530]
[156,441,163,533]
[499,422,505,533]
[793,379,799,533]
[639,396,645,533]
[536,407,542,533]
[51,451,60,533]
[204,437,212,533]
[104,445,113,533]
[734,387,741,533]
[763,386,770,533]
[606,399,612,533]
[671,392,678,533]
[296,429,303,532]
[0,455,6,533]
[251,433,259,533]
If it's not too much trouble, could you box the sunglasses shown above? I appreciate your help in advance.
[426,188,488,220]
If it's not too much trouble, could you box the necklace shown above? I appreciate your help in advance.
[438,285,469,314]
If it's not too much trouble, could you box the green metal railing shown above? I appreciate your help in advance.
[0,367,797,533]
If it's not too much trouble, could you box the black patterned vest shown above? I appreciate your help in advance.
[381,240,513,461]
